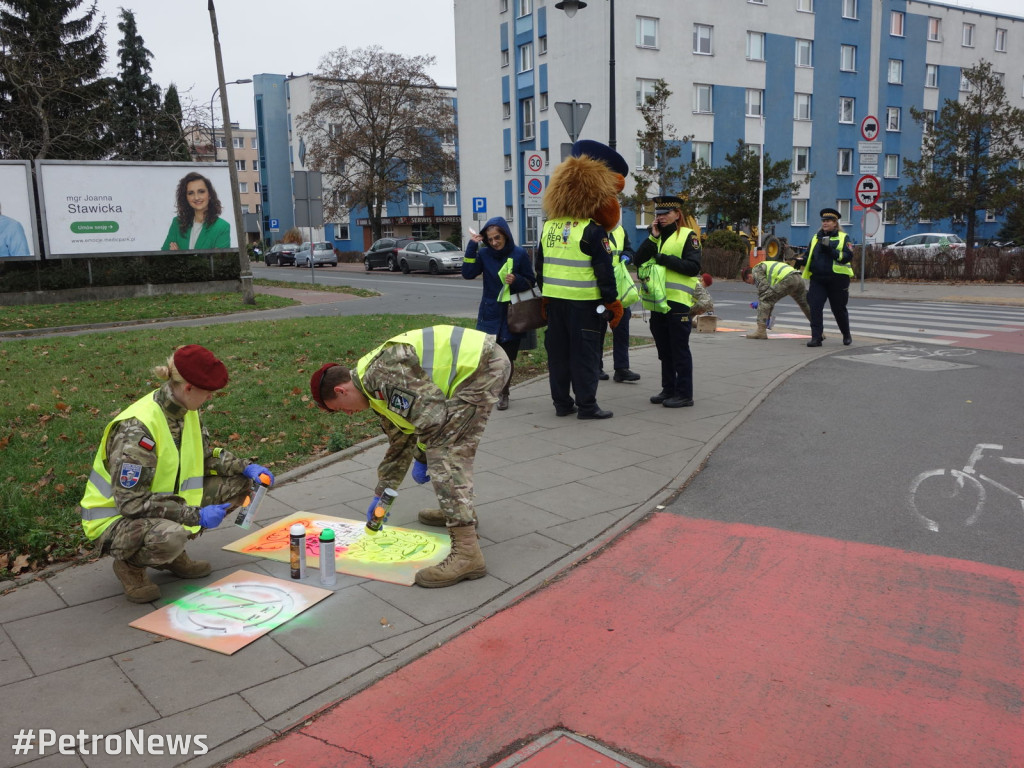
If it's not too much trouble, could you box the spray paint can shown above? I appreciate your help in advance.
[366,488,399,534]
[289,523,306,579]
[319,528,336,586]
[234,473,273,529]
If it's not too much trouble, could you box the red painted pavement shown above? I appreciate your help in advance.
[229,515,1024,768]
[947,326,1024,354]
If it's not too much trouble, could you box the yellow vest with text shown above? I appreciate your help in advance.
[802,231,854,278]
[762,260,799,286]
[540,218,601,300]
[650,227,699,307]
[79,391,204,540]
[356,325,487,435]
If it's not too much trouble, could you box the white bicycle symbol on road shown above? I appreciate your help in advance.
[874,343,977,359]
[908,443,1024,532]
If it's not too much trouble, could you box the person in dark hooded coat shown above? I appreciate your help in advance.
[461,216,536,410]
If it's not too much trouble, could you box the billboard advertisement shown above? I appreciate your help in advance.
[0,160,39,260]
[37,161,238,257]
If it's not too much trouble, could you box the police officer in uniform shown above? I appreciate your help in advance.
[741,259,812,338]
[634,195,703,408]
[800,207,855,346]
[310,325,510,589]
[79,345,275,603]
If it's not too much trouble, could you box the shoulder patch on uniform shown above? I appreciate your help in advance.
[387,388,416,417]
[138,436,155,451]
[601,238,611,254]
[690,233,701,249]
[119,463,142,489]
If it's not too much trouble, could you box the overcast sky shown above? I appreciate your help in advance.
[91,0,1020,130]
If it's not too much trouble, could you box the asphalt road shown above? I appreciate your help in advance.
[671,342,1024,572]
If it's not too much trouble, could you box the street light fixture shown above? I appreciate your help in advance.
[208,78,252,159]
[557,0,615,150]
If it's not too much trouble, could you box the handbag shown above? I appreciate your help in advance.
[506,286,547,333]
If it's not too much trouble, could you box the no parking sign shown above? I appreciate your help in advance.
[524,175,545,208]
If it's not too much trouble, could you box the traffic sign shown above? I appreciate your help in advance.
[269,218,280,232]
[855,174,881,207]
[472,197,487,215]
[524,152,544,174]
[857,141,882,154]
[524,175,545,209]
[860,115,880,142]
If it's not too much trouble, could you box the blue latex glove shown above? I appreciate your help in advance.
[412,460,430,485]
[198,502,231,529]
[366,496,388,525]
[243,464,275,486]
[750,301,759,309]
[620,253,631,265]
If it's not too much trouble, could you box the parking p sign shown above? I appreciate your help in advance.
[472,197,487,215]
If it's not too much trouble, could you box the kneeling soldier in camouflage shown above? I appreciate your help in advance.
[79,345,275,603]
[741,260,812,339]
[310,325,509,588]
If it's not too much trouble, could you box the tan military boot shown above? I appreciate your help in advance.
[157,551,212,579]
[746,321,768,339]
[414,525,487,588]
[112,559,161,603]
[418,508,479,529]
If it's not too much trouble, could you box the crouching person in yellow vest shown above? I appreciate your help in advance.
[741,260,812,338]
[79,345,276,603]
[310,325,510,588]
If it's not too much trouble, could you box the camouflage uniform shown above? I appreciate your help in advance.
[359,337,510,527]
[751,261,811,324]
[92,382,251,567]
[690,279,715,316]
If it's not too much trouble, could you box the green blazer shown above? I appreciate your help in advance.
[161,217,231,251]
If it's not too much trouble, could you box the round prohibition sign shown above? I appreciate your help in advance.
[526,153,544,173]
[855,174,881,207]
[860,115,880,142]
[527,178,543,196]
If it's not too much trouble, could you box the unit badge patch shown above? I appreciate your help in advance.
[387,388,416,417]
[119,463,143,488]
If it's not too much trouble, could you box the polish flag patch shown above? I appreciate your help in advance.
[138,436,156,451]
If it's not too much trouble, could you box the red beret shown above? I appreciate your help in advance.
[173,345,229,391]
[310,362,339,410]
[701,273,713,287]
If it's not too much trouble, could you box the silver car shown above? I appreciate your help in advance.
[887,233,966,261]
[295,241,338,268]
[397,240,463,274]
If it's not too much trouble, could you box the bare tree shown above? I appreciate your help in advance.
[297,46,457,240]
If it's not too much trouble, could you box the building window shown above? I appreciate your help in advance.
[519,42,533,72]
[995,28,1007,53]
[923,109,936,131]
[839,96,855,123]
[238,181,248,193]
[842,0,857,20]
[636,16,658,49]
[444,190,458,208]
[837,200,852,224]
[334,224,350,240]
[888,59,903,84]
[747,31,765,61]
[504,154,512,171]
[796,39,813,67]
[886,107,901,131]
[794,93,812,121]
[215,137,226,149]
[503,102,511,119]
[746,89,763,117]
[635,140,657,169]
[231,136,243,149]
[962,23,974,47]
[890,11,904,36]
[794,146,810,174]
[985,210,997,223]
[797,0,813,12]
[499,0,508,11]
[748,0,765,4]
[636,78,657,107]
[235,159,245,171]
[694,84,713,113]
[882,201,894,224]
[840,45,856,72]
[693,24,713,55]
[521,97,534,140]
[884,154,899,178]
[254,182,260,193]
[928,17,941,41]
[505,205,514,222]
[926,64,939,88]
[250,137,258,149]
[539,92,548,111]
[241,204,249,214]
[692,141,712,165]
[960,71,971,91]
[837,148,853,174]
[518,0,532,15]
[792,199,808,225]
[525,212,540,245]
[501,49,509,67]
[408,188,423,208]
[538,35,547,54]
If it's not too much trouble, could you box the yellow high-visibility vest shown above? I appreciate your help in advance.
[802,231,854,278]
[540,218,601,300]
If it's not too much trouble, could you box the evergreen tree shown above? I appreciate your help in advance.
[159,83,193,162]
[0,0,111,159]
[109,7,162,160]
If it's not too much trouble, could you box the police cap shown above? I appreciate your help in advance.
[652,195,686,215]
[570,139,629,178]
[819,207,841,221]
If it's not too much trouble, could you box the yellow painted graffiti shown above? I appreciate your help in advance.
[345,528,440,563]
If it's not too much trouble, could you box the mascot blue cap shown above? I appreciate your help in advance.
[571,139,629,178]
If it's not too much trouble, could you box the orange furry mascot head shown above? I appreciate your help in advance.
[542,140,628,231]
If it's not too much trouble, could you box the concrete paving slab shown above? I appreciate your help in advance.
[491,455,599,490]
[361,571,510,626]
[0,579,65,622]
[483,533,573,584]
[0,627,31,686]
[517,482,634,521]
[577,463,675,500]
[543,510,625,548]
[44,558,122,606]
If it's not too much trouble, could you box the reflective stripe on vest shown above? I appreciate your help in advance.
[540,218,601,300]
[356,325,487,435]
[608,225,625,267]
[79,391,204,540]
[802,231,854,278]
[763,260,797,286]
[655,228,698,307]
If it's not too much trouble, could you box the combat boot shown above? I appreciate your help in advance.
[418,508,479,529]
[414,525,487,588]
[112,559,160,604]
[746,321,768,339]
[157,551,211,579]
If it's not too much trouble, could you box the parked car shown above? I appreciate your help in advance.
[886,233,966,261]
[397,240,464,274]
[364,237,416,271]
[265,243,297,266]
[295,241,338,268]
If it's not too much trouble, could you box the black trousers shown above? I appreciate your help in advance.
[807,274,851,339]
[599,306,632,371]
[544,298,604,413]
[649,303,693,399]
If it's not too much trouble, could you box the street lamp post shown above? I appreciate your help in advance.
[556,0,615,150]
[209,79,252,161]
[208,0,254,305]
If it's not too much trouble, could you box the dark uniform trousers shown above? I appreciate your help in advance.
[650,301,693,399]
[807,273,851,339]
[544,297,604,413]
